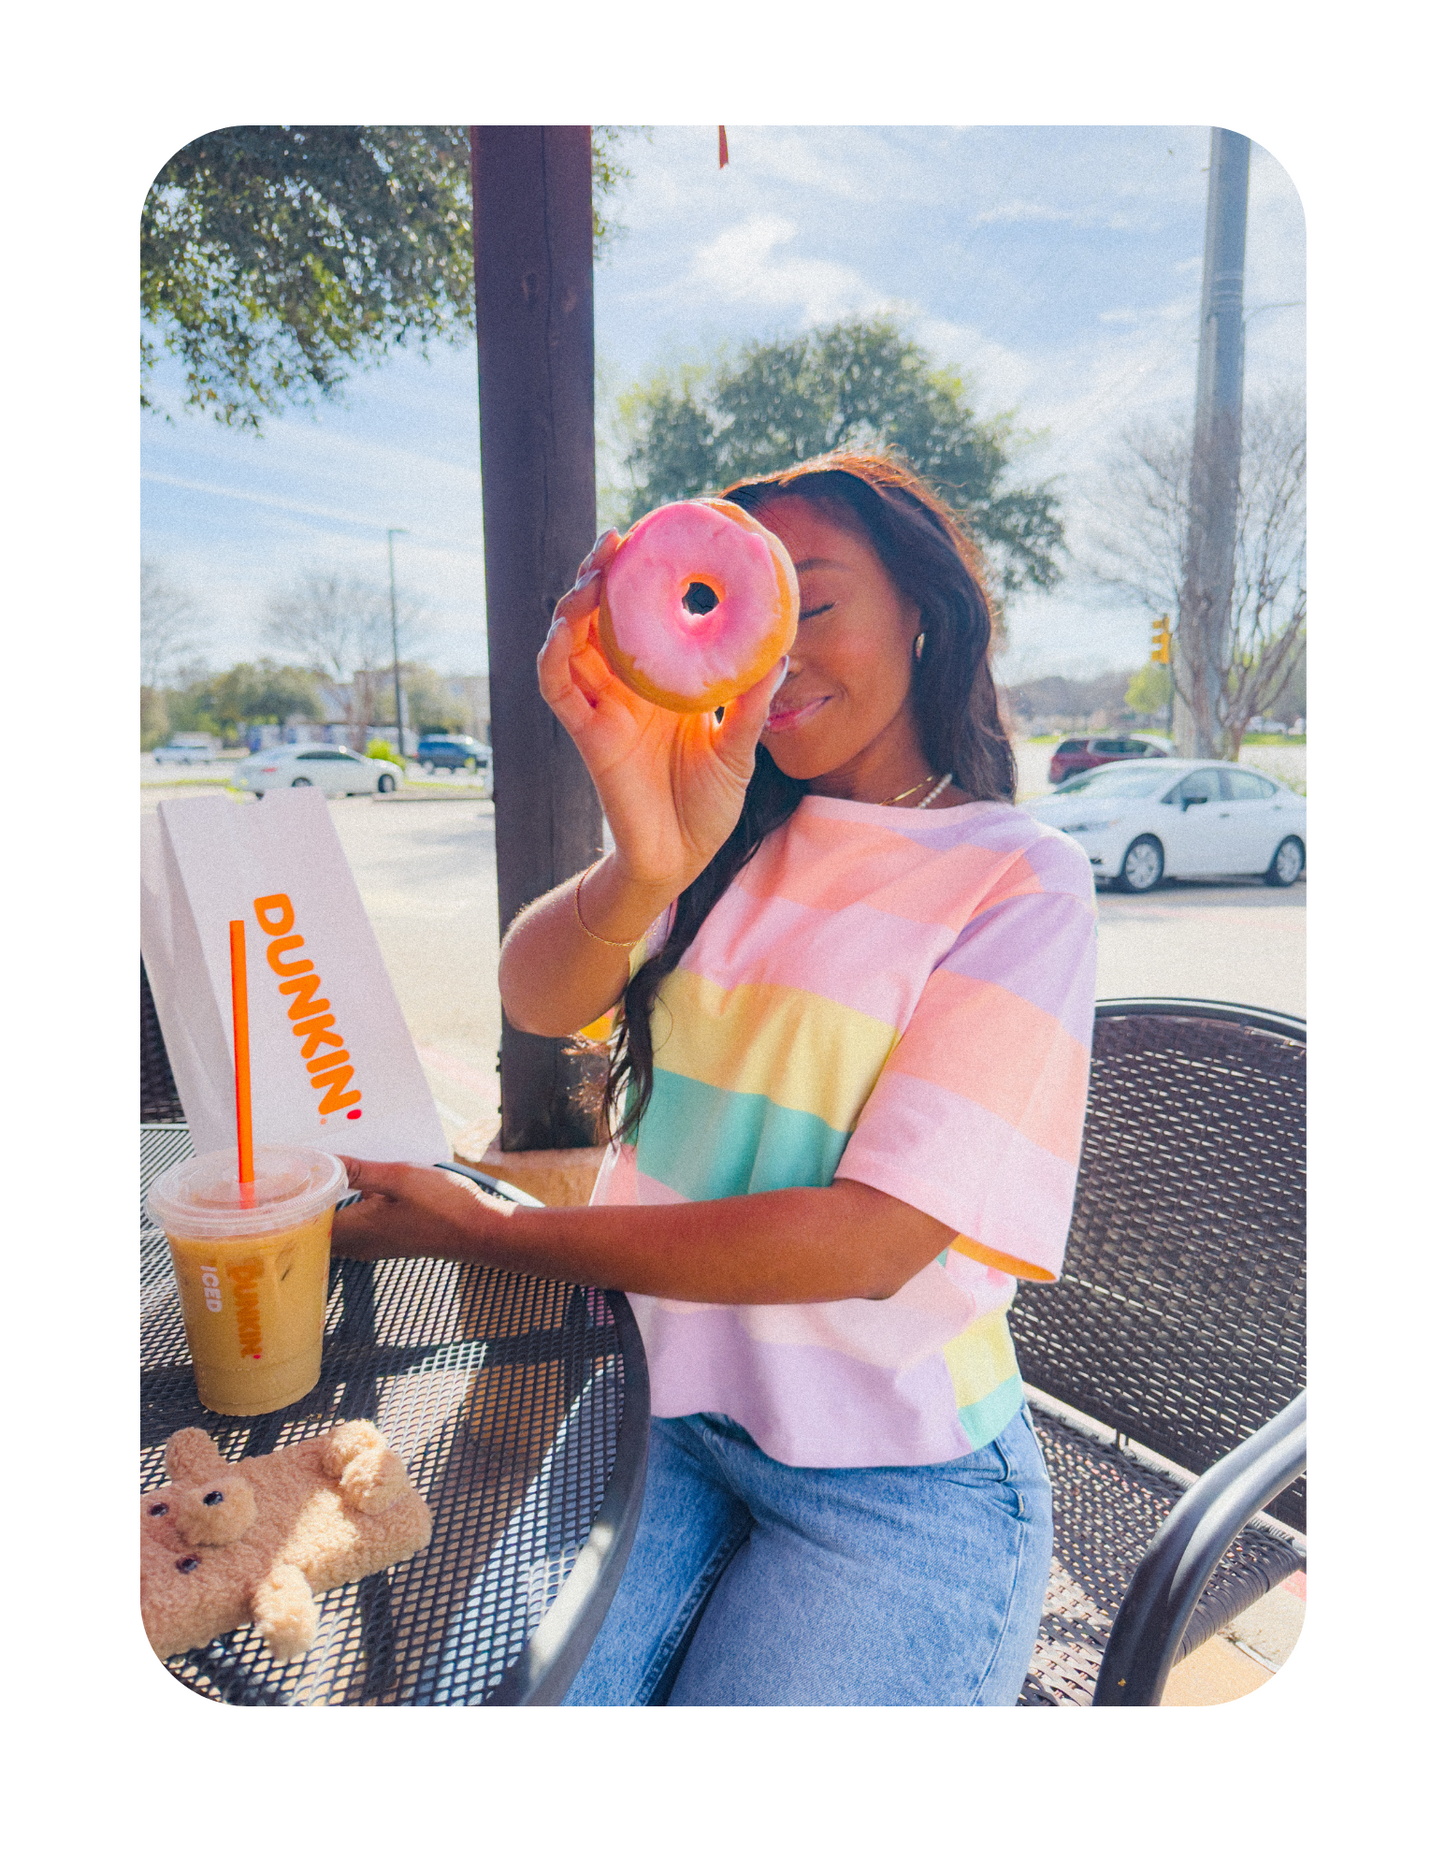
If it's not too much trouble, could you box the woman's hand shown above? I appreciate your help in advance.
[330,1159,514,1262]
[540,531,787,893]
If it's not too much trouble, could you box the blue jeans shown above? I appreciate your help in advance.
[563,1403,1053,1706]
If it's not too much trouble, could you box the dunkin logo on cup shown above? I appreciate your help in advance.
[229,1258,264,1360]
[253,894,363,1121]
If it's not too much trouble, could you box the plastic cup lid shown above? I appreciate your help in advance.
[145,1145,348,1240]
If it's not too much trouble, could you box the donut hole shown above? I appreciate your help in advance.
[681,580,720,618]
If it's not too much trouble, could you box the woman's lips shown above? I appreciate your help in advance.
[763,694,830,733]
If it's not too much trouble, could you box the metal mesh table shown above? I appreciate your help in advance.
[141,1125,649,1705]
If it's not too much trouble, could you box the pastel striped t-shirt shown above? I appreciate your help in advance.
[590,792,1098,1468]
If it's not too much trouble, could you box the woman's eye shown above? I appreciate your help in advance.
[799,603,834,622]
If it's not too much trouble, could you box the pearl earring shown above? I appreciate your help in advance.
[913,633,926,661]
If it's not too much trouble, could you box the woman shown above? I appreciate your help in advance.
[332,452,1097,1706]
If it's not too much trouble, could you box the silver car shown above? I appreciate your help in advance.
[235,746,400,798]
[1027,758,1306,893]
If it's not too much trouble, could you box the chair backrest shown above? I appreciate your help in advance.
[1008,999,1305,1532]
[141,958,186,1124]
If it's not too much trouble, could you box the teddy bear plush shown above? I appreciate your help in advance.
[141,1420,433,1662]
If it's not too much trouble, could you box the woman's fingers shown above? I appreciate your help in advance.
[538,605,606,732]
[553,528,623,629]
[552,570,602,628]
[338,1155,411,1197]
[714,657,789,772]
[577,528,622,582]
[539,601,660,754]
[331,1160,506,1262]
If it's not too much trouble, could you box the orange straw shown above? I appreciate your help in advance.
[229,920,256,1205]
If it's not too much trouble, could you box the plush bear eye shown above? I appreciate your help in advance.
[176,1556,201,1573]
[148,1503,169,1517]
[203,1490,224,1505]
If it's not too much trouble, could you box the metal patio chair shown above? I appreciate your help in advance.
[1013,998,1306,1706]
[142,959,186,1124]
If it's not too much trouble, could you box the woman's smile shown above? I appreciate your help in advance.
[763,691,830,734]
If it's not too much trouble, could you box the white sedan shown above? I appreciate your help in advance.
[1027,759,1306,893]
[234,746,401,798]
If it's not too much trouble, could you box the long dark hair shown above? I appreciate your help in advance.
[600,449,1016,1141]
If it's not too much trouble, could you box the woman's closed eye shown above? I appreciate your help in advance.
[799,602,835,621]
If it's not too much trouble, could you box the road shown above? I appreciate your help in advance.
[143,762,1305,1147]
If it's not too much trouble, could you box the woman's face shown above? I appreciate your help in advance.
[753,494,926,793]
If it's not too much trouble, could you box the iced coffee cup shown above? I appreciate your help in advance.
[146,1146,348,1416]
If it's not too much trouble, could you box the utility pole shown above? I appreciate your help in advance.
[470,126,605,1151]
[1175,129,1251,758]
[387,527,408,760]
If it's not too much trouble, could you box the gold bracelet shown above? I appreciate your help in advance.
[574,861,647,950]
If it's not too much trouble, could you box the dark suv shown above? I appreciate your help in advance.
[417,735,491,774]
[1048,735,1169,787]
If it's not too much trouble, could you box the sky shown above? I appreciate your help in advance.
[139,123,1305,688]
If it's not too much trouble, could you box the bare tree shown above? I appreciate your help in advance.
[1079,388,1305,758]
[262,572,427,736]
[140,560,209,688]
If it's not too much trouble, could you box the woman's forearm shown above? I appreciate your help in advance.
[471,1180,952,1301]
[335,1163,955,1304]
[498,855,681,1036]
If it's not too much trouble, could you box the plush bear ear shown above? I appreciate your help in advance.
[165,1427,224,1484]
[172,1475,258,1546]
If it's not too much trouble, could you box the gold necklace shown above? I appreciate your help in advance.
[879,774,936,806]
[877,771,954,808]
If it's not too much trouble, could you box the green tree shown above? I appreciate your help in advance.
[403,664,468,734]
[617,318,1064,595]
[141,686,170,750]
[162,681,223,739]
[1124,662,1172,717]
[212,661,324,734]
[143,126,640,429]
[161,660,323,738]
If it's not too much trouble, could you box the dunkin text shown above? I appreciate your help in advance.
[253,893,362,1117]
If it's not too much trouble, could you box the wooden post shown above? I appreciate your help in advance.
[470,126,606,1151]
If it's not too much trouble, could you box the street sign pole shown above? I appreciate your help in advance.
[387,526,408,761]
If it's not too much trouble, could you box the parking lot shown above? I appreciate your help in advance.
[144,740,1305,1147]
[1011,737,1307,800]
[141,753,490,796]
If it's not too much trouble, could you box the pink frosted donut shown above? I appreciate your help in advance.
[598,499,799,713]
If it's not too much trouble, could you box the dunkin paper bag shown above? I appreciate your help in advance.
[141,788,448,1164]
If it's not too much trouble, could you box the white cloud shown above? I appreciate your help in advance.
[910,314,1038,413]
[684,214,891,325]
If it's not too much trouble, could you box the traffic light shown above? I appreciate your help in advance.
[1149,617,1171,665]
